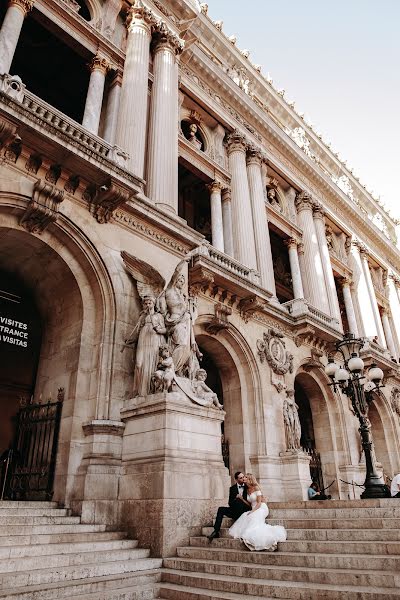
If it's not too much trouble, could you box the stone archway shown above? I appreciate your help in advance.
[369,393,400,478]
[195,320,264,477]
[0,202,117,506]
[294,369,345,498]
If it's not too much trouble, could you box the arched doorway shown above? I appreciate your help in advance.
[368,397,395,477]
[294,370,342,497]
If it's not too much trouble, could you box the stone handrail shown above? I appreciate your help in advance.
[283,297,340,328]
[207,246,254,280]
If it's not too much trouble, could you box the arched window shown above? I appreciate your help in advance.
[76,0,92,21]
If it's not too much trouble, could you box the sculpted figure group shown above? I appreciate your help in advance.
[122,251,223,409]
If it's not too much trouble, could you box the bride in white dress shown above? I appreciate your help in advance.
[229,474,287,551]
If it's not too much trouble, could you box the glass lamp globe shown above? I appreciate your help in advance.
[367,364,384,384]
[348,353,364,373]
[335,368,350,382]
[325,359,339,379]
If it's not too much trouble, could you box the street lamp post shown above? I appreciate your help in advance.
[325,333,390,499]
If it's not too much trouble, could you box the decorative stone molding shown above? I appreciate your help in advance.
[20,179,64,234]
[4,135,22,162]
[88,54,111,74]
[64,175,80,195]
[189,265,215,297]
[9,0,34,14]
[45,164,62,185]
[256,327,294,374]
[60,0,79,12]
[225,130,247,154]
[205,303,232,335]
[239,295,267,323]
[90,180,133,224]
[391,388,400,419]
[25,153,42,174]
[0,118,18,149]
[0,74,26,102]
[152,22,184,55]
[82,420,126,437]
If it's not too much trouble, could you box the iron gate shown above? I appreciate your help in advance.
[1,389,64,501]
[303,446,324,492]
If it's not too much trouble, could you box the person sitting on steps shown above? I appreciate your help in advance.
[208,471,251,541]
[308,481,331,501]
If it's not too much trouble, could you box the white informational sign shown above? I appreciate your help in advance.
[0,316,29,348]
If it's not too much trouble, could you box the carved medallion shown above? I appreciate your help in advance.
[256,327,294,375]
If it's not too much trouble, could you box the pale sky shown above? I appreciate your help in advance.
[209,0,400,219]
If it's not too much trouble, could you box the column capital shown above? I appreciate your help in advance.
[88,54,111,74]
[389,272,400,287]
[339,275,352,287]
[221,186,231,202]
[207,180,224,194]
[312,202,325,219]
[294,190,314,212]
[152,22,184,55]
[8,0,34,15]
[297,242,305,255]
[246,144,264,165]
[225,130,247,154]
[284,237,301,250]
[353,239,369,256]
[126,0,157,32]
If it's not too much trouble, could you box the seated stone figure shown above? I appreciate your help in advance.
[152,345,175,392]
[192,369,223,409]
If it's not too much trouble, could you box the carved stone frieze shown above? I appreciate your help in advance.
[45,164,62,184]
[4,135,22,163]
[391,387,400,419]
[25,154,42,174]
[189,265,215,297]
[0,119,18,149]
[257,327,294,375]
[205,303,232,335]
[20,179,64,234]
[64,175,80,195]
[90,180,133,224]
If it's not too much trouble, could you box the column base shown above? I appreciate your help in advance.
[279,450,311,500]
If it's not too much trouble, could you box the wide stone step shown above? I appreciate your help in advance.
[280,539,400,555]
[0,502,59,509]
[268,506,400,519]
[0,523,107,537]
[202,526,400,542]
[268,499,396,509]
[0,530,126,547]
[267,517,400,529]
[0,557,162,588]
[0,538,137,559]
[160,569,400,599]
[158,585,272,600]
[182,542,400,571]
[0,515,81,525]
[163,557,400,588]
[0,547,151,574]
[0,508,69,516]
[0,569,160,599]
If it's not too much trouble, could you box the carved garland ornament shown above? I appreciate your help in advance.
[257,327,294,375]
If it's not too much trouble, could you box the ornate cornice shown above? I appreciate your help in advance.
[152,22,184,55]
[225,129,247,154]
[9,0,34,14]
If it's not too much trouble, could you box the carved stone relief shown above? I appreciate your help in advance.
[257,328,294,375]
[391,387,400,419]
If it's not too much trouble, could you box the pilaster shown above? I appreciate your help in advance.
[221,187,234,257]
[340,276,359,336]
[284,238,304,299]
[207,180,225,252]
[82,54,111,135]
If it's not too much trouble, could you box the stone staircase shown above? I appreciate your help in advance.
[0,501,162,600]
[158,499,400,599]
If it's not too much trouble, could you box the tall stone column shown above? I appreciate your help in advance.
[246,147,276,297]
[82,55,110,135]
[350,241,378,339]
[221,187,234,257]
[226,131,257,270]
[341,277,359,336]
[388,274,400,354]
[294,191,330,314]
[381,308,397,358]
[297,242,308,299]
[147,24,183,212]
[115,2,154,177]
[313,204,341,324]
[359,246,386,346]
[207,181,224,252]
[0,0,34,75]
[284,238,304,299]
[103,71,122,144]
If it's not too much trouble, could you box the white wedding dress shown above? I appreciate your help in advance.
[229,491,287,551]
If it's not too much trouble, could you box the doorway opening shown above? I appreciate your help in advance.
[178,161,211,241]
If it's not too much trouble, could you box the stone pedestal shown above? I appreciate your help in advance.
[338,463,385,500]
[279,450,311,500]
[119,392,230,557]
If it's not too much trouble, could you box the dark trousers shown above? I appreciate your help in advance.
[392,492,400,498]
[310,494,330,500]
[213,504,249,532]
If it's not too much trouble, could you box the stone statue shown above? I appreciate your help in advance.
[122,251,213,406]
[124,295,166,398]
[152,344,175,392]
[267,188,281,212]
[283,389,302,451]
[187,122,202,150]
[192,369,223,409]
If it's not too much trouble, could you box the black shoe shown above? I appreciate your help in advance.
[207,530,220,541]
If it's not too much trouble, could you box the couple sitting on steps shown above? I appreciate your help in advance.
[208,472,287,552]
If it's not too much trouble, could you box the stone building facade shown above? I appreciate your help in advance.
[0,0,400,557]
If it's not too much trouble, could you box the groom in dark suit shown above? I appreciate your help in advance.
[208,471,251,540]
